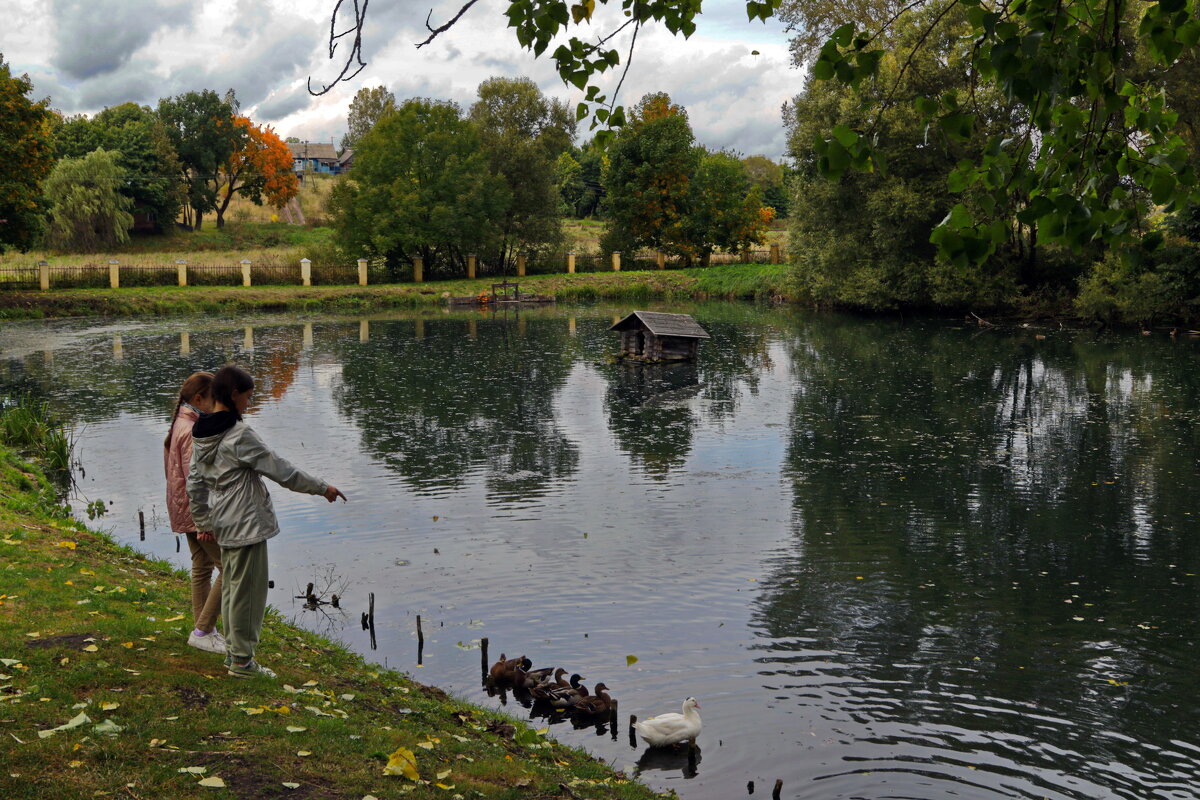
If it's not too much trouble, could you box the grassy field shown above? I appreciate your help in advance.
[0,405,666,800]
[0,263,794,319]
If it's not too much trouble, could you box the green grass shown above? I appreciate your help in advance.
[0,412,667,799]
[0,263,794,320]
[0,397,72,473]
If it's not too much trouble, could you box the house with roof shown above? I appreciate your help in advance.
[287,142,340,175]
[610,311,710,361]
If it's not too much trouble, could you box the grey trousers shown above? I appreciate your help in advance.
[220,540,269,662]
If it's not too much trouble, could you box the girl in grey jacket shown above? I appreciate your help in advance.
[187,364,346,678]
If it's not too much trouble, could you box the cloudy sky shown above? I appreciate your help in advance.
[3,0,804,158]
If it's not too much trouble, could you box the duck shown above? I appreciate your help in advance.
[531,673,588,707]
[634,697,702,748]
[573,683,613,716]
[488,653,527,685]
[514,662,558,689]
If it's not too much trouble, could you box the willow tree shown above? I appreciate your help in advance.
[43,149,135,252]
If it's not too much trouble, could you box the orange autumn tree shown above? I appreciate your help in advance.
[212,117,298,228]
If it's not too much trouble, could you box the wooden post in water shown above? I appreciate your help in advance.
[39,260,49,291]
[240,259,252,287]
[480,637,489,683]
[416,614,425,665]
[567,251,576,274]
[300,258,312,286]
[176,259,187,287]
[359,319,369,343]
[109,259,120,289]
[608,699,618,740]
[628,714,638,748]
[138,510,145,540]
[517,253,527,277]
[656,251,666,270]
[357,258,368,286]
[412,256,424,283]
[467,254,477,280]
[611,251,621,272]
[772,779,782,800]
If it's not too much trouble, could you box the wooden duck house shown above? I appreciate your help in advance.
[610,311,710,361]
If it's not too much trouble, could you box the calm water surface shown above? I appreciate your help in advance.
[3,305,1200,799]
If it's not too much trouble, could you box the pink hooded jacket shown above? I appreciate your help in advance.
[164,405,202,534]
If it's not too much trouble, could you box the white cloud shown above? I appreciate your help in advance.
[11,0,800,158]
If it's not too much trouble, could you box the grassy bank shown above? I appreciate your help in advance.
[0,423,665,798]
[0,264,792,320]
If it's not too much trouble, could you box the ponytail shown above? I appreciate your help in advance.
[165,371,214,449]
[211,364,255,421]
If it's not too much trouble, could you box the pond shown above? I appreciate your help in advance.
[2,304,1200,800]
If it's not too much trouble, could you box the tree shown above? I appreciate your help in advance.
[786,5,1059,310]
[157,90,243,231]
[469,76,575,268]
[742,155,789,217]
[558,141,605,218]
[317,0,1200,267]
[0,54,53,252]
[329,98,508,277]
[212,117,299,228]
[54,102,184,232]
[43,149,135,252]
[341,86,395,151]
[601,93,697,256]
[681,150,771,263]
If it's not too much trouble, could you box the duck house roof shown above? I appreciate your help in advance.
[609,311,710,339]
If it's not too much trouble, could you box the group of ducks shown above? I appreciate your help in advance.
[488,653,703,748]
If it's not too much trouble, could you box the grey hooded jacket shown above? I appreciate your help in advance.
[187,419,327,548]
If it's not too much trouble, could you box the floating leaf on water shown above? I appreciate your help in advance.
[383,746,420,780]
[625,655,638,667]
[197,776,226,788]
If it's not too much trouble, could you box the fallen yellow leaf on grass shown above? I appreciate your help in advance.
[100,702,119,711]
[416,741,435,750]
[68,761,83,768]
[163,614,185,623]
[303,680,319,687]
[121,642,133,649]
[297,751,312,757]
[435,783,455,790]
[82,645,98,653]
[436,769,451,780]
[178,767,207,775]
[55,541,76,550]
[282,782,300,789]
[383,746,419,780]
[286,726,307,733]
[197,776,225,788]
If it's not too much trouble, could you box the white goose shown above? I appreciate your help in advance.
[634,697,702,747]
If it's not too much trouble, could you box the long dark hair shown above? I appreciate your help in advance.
[211,364,255,421]
[165,371,214,449]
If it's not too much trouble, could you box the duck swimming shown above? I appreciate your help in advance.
[634,697,701,748]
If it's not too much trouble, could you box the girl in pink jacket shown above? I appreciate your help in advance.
[164,371,225,653]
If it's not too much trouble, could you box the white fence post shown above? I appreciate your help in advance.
[108,259,119,289]
[300,258,312,287]
[611,252,621,272]
[241,259,252,287]
[39,260,49,291]
[176,259,187,287]
[358,258,368,286]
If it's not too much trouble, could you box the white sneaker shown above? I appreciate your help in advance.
[187,630,227,654]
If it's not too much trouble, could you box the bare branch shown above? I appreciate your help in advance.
[417,0,483,49]
[610,20,641,113]
[309,0,371,97]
